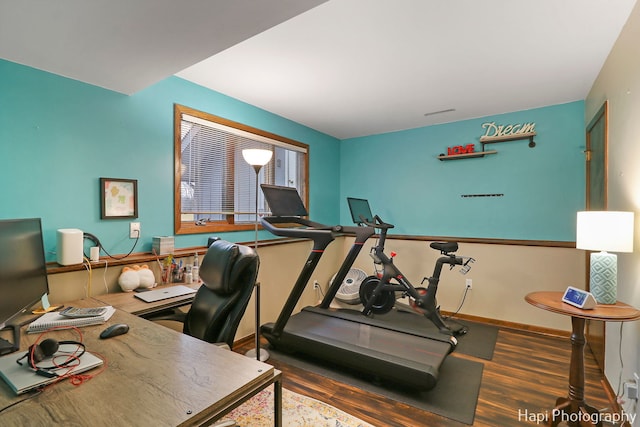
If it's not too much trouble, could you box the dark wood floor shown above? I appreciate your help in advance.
[234,326,615,427]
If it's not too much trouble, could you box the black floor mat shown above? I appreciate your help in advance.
[268,346,484,425]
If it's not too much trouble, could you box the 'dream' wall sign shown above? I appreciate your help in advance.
[438,121,537,160]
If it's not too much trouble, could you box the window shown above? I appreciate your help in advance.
[174,104,308,235]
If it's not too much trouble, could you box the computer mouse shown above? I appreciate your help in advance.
[99,323,130,339]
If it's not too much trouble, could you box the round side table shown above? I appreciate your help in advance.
[525,291,640,427]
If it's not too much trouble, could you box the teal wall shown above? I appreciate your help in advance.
[1,58,586,263]
[340,102,586,241]
[0,59,341,261]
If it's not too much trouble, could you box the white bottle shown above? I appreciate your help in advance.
[192,252,200,283]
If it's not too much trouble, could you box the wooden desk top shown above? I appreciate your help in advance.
[526,291,640,322]
[95,282,201,316]
[0,298,276,426]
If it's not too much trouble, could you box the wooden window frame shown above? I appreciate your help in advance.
[174,104,309,235]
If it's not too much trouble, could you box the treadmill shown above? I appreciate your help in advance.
[259,184,457,390]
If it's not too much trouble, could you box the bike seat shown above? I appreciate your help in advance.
[430,241,458,253]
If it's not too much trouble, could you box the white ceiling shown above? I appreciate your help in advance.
[1,0,636,140]
[0,0,326,94]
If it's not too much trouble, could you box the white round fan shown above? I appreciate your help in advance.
[331,268,367,304]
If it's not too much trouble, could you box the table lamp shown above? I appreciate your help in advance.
[242,148,273,361]
[576,211,634,304]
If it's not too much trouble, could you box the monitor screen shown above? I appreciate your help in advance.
[260,184,308,217]
[0,218,49,330]
[347,197,373,225]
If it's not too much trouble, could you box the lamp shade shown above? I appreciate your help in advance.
[576,211,634,253]
[242,149,273,167]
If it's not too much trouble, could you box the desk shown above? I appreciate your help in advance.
[95,282,200,317]
[0,299,282,426]
[526,291,640,427]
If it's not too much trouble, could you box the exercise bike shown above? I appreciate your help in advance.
[348,200,474,336]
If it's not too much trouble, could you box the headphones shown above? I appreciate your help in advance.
[17,338,86,371]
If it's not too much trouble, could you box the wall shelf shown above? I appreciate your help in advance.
[480,131,536,148]
[438,150,498,161]
[439,129,536,161]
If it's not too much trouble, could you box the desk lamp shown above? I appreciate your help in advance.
[242,148,273,361]
[576,211,634,304]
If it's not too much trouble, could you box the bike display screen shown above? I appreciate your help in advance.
[347,197,373,225]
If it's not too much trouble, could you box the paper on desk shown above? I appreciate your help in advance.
[26,306,115,333]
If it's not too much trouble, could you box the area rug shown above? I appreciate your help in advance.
[221,385,374,427]
[268,347,483,425]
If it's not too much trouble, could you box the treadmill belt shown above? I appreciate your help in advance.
[303,306,455,343]
[262,309,453,390]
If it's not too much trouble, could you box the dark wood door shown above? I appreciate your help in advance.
[585,101,608,372]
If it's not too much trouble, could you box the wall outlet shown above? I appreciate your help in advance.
[624,380,638,400]
[465,278,473,289]
[313,280,320,290]
[129,222,141,239]
[623,372,639,401]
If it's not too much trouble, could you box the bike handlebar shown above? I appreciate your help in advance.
[359,214,395,230]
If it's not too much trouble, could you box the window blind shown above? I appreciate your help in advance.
[179,113,303,225]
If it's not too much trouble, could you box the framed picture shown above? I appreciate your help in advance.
[100,178,138,219]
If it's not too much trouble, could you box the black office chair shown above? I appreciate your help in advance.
[149,239,259,350]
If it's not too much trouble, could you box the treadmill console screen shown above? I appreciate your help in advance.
[261,184,308,217]
[347,197,373,225]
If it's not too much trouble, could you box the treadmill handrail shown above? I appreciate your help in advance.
[260,215,336,250]
[261,216,372,248]
[260,216,335,234]
[319,224,376,307]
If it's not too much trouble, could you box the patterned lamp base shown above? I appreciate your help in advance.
[589,251,617,304]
